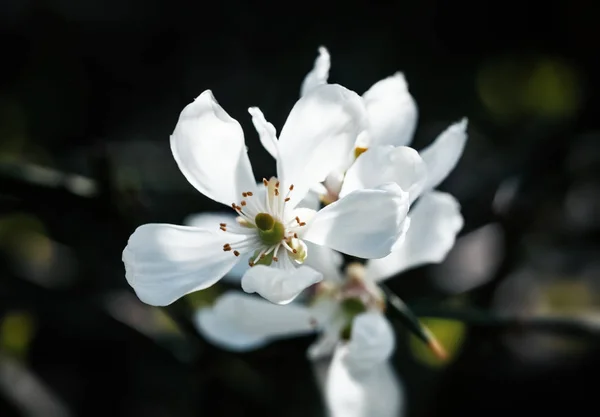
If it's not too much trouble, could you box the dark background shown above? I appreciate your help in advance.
[1,0,599,416]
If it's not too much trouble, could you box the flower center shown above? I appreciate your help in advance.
[255,213,285,246]
[218,177,309,267]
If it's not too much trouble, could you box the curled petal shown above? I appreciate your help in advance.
[345,312,395,374]
[324,345,404,417]
[300,46,331,97]
[420,118,468,193]
[366,191,464,282]
[362,72,418,148]
[122,224,242,306]
[277,84,369,207]
[241,263,323,304]
[248,107,278,159]
[194,291,317,351]
[170,90,257,206]
[303,183,410,259]
[340,146,427,203]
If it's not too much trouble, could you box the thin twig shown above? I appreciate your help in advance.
[409,306,600,340]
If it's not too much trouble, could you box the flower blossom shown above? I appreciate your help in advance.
[297,46,469,276]
[194,249,414,417]
[122,85,411,306]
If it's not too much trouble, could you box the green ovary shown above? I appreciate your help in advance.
[255,213,285,246]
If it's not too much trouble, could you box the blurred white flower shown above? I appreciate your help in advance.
[122,86,411,306]
[195,256,410,416]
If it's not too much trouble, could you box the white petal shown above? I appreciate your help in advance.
[307,311,345,360]
[122,224,242,306]
[303,242,344,283]
[241,264,323,304]
[325,347,404,417]
[420,118,468,192]
[194,291,317,351]
[345,312,395,374]
[277,84,368,207]
[297,189,322,211]
[183,211,237,229]
[362,72,418,148]
[248,107,278,159]
[365,191,464,282]
[170,90,257,206]
[183,212,249,283]
[300,46,330,97]
[340,146,427,203]
[194,308,268,351]
[303,183,410,259]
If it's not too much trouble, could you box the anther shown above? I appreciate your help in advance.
[292,248,297,253]
[233,250,240,256]
[274,189,279,196]
[263,178,269,186]
[247,191,253,196]
[275,181,280,188]
[248,260,255,267]
[293,233,298,238]
[242,192,248,197]
[241,201,247,206]
[284,197,290,202]
[220,226,226,232]
[272,256,279,262]
[231,203,237,209]
[299,222,306,226]
[289,185,294,191]
[219,223,226,227]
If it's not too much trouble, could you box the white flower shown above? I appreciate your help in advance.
[194,258,402,417]
[300,46,468,274]
[122,85,411,306]
[194,257,393,365]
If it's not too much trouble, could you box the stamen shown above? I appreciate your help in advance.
[274,188,279,196]
[251,248,267,265]
[293,233,298,238]
[263,178,269,186]
[219,223,226,227]
[272,256,279,262]
[275,181,280,188]
[242,192,248,197]
[220,226,227,232]
[247,191,253,196]
[284,197,290,202]
[282,240,296,254]
[233,250,240,256]
[289,185,294,191]
[299,222,306,227]
[231,202,255,225]
[241,200,246,206]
